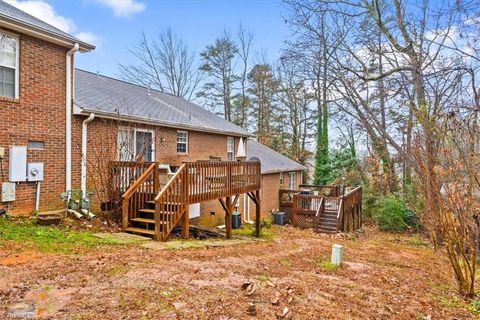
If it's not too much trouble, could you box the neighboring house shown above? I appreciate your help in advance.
[0,2,306,234]
[244,139,306,217]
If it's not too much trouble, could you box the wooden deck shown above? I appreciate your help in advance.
[280,185,362,233]
[111,160,261,241]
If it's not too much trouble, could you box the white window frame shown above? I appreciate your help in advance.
[117,127,155,161]
[288,172,296,190]
[176,130,188,154]
[227,136,234,161]
[279,172,284,185]
[0,30,19,99]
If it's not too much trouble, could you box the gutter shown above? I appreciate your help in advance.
[0,15,94,52]
[81,113,95,198]
[66,43,79,192]
[73,104,253,138]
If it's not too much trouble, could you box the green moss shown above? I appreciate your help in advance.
[231,223,273,239]
[0,217,115,253]
[313,257,339,270]
[279,259,292,267]
[256,273,272,283]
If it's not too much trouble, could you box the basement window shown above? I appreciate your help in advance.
[27,140,45,150]
[0,32,19,99]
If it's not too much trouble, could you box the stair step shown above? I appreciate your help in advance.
[125,227,155,236]
[144,201,183,207]
[138,208,176,215]
[131,217,163,224]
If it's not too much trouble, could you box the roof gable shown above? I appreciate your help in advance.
[247,139,306,174]
[0,1,94,51]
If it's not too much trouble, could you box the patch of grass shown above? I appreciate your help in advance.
[109,264,130,275]
[347,233,357,241]
[313,257,339,270]
[467,299,480,316]
[406,236,428,247]
[0,217,116,253]
[256,273,272,283]
[279,259,292,267]
[232,223,273,239]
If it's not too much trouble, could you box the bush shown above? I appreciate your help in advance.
[374,195,419,232]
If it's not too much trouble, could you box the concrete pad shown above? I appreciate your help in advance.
[92,232,151,244]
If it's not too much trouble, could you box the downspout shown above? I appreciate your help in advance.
[81,113,95,198]
[66,43,79,192]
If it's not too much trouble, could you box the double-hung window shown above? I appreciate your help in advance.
[288,172,296,190]
[227,137,234,160]
[118,128,154,161]
[0,32,18,98]
[177,131,188,154]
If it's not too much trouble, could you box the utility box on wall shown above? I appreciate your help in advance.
[27,162,44,182]
[1,182,15,202]
[9,146,27,182]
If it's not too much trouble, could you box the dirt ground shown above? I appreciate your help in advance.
[0,225,476,319]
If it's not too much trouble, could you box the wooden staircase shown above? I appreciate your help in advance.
[290,186,362,234]
[317,209,339,233]
[117,160,262,241]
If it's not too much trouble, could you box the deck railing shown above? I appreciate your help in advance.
[154,160,261,240]
[110,161,157,194]
[337,186,362,232]
[113,160,262,240]
[299,184,341,197]
[285,185,362,233]
[121,163,159,229]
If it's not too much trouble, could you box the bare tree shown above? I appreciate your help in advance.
[119,28,201,100]
[233,24,254,128]
[284,0,480,295]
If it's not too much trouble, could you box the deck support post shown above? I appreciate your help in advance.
[225,196,232,239]
[182,206,190,239]
[255,190,261,237]
[219,194,240,239]
[246,191,261,237]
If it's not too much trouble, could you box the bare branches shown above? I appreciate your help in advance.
[119,29,202,100]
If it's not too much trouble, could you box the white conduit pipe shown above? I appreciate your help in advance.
[81,113,95,198]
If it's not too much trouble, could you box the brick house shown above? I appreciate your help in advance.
[0,2,306,232]
[0,1,94,215]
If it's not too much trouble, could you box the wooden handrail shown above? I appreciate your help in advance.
[154,164,186,202]
[315,197,324,218]
[122,163,157,200]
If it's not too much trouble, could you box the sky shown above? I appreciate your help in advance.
[6,0,291,78]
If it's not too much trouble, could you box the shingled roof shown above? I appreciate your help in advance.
[0,1,94,51]
[247,139,306,174]
[74,69,250,137]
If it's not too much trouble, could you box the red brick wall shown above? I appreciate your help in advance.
[0,33,68,215]
[71,117,245,210]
